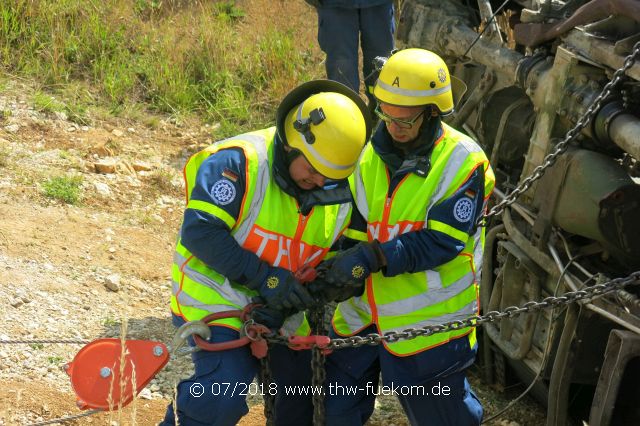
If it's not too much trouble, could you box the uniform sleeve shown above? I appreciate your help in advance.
[180,149,265,284]
[379,167,485,277]
[186,149,245,227]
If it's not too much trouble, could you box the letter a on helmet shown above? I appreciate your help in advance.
[276,80,372,180]
[374,48,465,115]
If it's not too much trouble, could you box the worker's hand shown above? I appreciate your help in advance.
[248,266,315,311]
[251,306,290,331]
[308,278,365,303]
[315,241,385,289]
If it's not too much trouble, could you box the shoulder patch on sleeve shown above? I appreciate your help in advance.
[210,179,236,205]
[222,167,239,182]
[453,197,474,222]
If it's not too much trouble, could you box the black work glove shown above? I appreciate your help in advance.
[251,306,290,331]
[246,264,315,311]
[308,278,365,303]
[316,241,385,289]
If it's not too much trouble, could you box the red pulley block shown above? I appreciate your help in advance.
[64,338,169,410]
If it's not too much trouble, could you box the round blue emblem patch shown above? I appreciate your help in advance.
[453,198,473,223]
[211,179,236,205]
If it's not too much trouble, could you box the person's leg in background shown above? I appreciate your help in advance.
[360,2,395,110]
[160,320,259,426]
[317,7,361,92]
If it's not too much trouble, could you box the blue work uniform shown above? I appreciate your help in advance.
[323,119,487,425]
[160,135,352,426]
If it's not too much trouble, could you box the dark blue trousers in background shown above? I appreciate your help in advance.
[317,3,395,104]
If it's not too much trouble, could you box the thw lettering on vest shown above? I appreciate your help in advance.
[243,225,326,269]
[368,220,424,242]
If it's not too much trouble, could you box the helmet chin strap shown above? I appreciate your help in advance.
[284,147,302,166]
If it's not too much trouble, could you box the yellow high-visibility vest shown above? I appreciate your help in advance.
[171,127,352,334]
[333,123,495,355]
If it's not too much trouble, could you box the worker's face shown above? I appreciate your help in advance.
[288,154,327,190]
[377,103,427,143]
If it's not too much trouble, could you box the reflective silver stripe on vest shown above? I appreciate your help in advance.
[375,271,475,317]
[336,296,372,328]
[229,134,270,244]
[376,79,451,98]
[293,105,356,172]
[172,281,243,313]
[472,229,483,275]
[332,203,353,242]
[281,312,306,336]
[385,300,478,333]
[353,162,369,220]
[425,138,483,218]
[173,252,251,308]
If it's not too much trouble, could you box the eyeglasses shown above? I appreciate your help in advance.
[374,105,426,129]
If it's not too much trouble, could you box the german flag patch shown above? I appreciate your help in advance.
[222,168,239,182]
[464,189,476,199]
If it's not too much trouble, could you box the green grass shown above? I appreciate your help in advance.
[0,0,323,137]
[33,91,66,114]
[42,175,83,204]
[47,355,64,364]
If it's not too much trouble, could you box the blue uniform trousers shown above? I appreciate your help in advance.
[323,326,483,426]
[159,316,313,426]
[317,3,395,104]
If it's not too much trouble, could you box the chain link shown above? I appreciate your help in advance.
[309,307,327,426]
[326,271,640,350]
[479,40,640,226]
[259,348,275,426]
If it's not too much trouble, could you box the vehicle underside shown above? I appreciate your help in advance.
[397,1,640,424]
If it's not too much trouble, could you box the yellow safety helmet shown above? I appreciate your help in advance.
[276,80,372,180]
[374,48,460,115]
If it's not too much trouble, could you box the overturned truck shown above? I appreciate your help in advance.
[397,0,640,424]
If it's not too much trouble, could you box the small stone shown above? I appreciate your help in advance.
[151,214,165,224]
[127,127,136,133]
[4,124,19,133]
[54,111,68,121]
[94,159,117,174]
[138,387,153,400]
[111,129,124,137]
[94,182,112,197]
[66,126,76,132]
[10,298,23,308]
[104,274,121,292]
[132,161,152,172]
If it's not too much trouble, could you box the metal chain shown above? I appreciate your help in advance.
[259,349,276,426]
[309,307,327,426]
[479,40,640,226]
[326,271,640,350]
